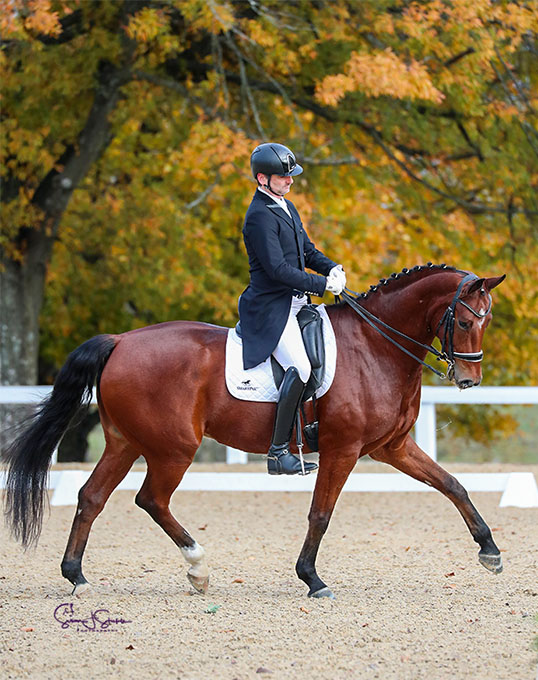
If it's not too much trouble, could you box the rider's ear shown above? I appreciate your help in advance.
[483,274,506,291]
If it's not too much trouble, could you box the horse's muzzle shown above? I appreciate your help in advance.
[457,377,481,390]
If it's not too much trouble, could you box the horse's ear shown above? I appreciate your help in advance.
[465,274,506,296]
[484,274,506,291]
[465,278,485,296]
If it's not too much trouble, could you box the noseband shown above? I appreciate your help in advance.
[341,272,491,381]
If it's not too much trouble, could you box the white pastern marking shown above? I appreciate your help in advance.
[181,542,209,578]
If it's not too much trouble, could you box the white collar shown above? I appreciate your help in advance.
[257,187,291,215]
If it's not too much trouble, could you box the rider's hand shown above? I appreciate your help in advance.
[326,268,345,295]
[327,265,346,295]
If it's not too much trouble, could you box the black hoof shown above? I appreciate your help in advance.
[308,586,336,599]
[478,551,503,574]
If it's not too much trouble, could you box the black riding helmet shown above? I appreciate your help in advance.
[250,143,303,180]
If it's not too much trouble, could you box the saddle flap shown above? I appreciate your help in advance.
[225,304,336,404]
[272,304,326,401]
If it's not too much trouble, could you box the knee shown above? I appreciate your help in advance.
[296,358,311,384]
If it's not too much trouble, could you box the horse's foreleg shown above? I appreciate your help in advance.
[296,450,358,599]
[61,439,138,595]
[134,459,209,594]
[371,435,502,573]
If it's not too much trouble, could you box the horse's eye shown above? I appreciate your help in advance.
[458,319,471,331]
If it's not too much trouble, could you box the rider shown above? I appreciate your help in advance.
[238,142,346,475]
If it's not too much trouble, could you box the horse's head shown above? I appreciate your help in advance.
[437,273,505,389]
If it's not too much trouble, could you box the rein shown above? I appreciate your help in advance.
[341,273,491,381]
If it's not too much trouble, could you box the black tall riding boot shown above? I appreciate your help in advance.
[267,367,318,476]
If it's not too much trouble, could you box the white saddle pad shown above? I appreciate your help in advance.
[225,304,337,402]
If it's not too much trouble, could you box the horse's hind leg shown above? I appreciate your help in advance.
[371,435,502,573]
[134,457,209,594]
[61,436,139,594]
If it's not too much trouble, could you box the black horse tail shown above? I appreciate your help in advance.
[2,334,118,548]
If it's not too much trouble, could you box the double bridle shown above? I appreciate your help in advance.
[341,273,492,381]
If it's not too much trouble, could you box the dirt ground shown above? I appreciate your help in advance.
[1,463,537,680]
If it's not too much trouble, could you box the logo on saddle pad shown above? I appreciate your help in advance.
[237,379,257,391]
[225,304,337,403]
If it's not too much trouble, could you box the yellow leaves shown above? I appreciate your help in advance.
[486,100,520,122]
[125,6,181,65]
[247,19,275,49]
[1,0,64,39]
[25,0,62,36]
[316,49,444,106]
[0,0,22,38]
[106,194,124,216]
[179,0,234,35]
[125,8,169,43]
[372,12,395,36]
[298,43,317,61]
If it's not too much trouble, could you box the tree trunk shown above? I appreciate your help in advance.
[0,56,131,450]
[57,409,101,462]
[0,230,54,449]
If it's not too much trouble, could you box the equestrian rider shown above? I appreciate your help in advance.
[238,142,346,475]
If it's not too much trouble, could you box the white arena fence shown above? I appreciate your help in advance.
[1,385,537,507]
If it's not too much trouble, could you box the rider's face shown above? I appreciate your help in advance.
[258,173,293,197]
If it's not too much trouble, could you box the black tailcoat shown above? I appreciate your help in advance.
[239,189,336,369]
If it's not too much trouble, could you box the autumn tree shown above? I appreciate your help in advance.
[1,1,537,452]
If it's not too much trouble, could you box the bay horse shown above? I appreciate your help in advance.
[3,264,505,599]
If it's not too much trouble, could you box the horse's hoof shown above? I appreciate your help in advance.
[72,581,91,597]
[308,586,336,599]
[479,552,503,574]
[187,572,209,594]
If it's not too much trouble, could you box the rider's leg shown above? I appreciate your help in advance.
[268,297,317,475]
[272,296,312,382]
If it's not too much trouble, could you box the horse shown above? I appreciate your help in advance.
[2,263,505,599]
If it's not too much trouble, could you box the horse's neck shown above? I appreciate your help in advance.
[364,280,440,343]
[331,272,455,361]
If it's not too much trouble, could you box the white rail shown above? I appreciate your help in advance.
[1,385,537,507]
[1,385,537,462]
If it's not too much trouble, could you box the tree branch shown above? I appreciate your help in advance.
[223,33,266,137]
[221,72,536,216]
[185,181,219,210]
[444,47,476,68]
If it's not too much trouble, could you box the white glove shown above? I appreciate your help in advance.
[326,265,346,295]
[331,265,346,289]
[326,266,345,295]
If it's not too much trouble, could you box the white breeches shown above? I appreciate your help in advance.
[272,296,311,383]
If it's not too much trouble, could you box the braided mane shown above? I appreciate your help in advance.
[352,262,459,300]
